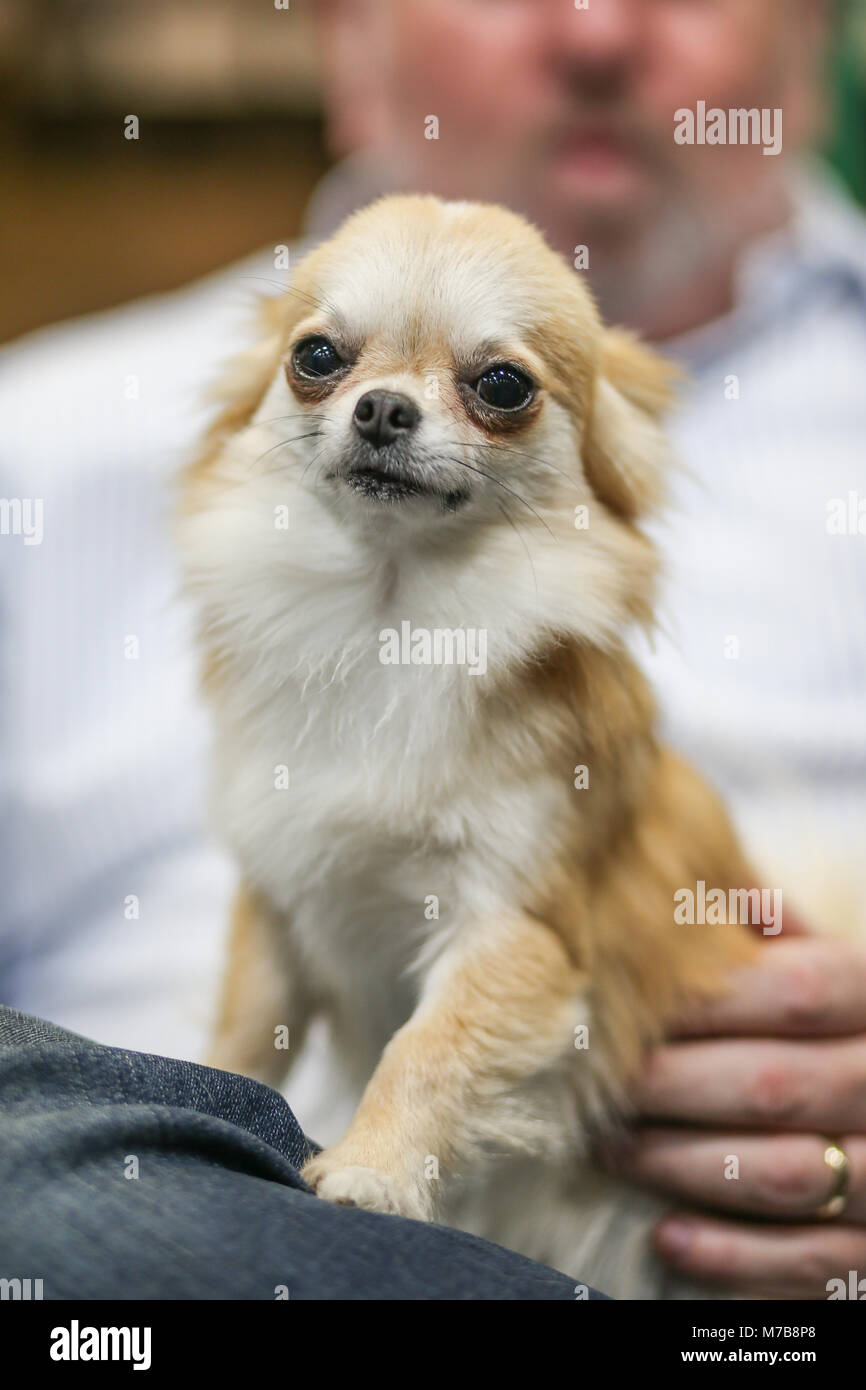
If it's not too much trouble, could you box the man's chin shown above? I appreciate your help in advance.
[546,156,655,229]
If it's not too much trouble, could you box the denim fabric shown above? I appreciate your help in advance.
[0,1007,606,1300]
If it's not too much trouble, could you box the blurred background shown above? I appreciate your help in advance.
[0,0,327,344]
[0,0,864,346]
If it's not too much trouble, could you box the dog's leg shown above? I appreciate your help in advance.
[207,879,311,1088]
[302,912,583,1219]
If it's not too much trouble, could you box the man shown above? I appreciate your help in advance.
[1,0,864,1297]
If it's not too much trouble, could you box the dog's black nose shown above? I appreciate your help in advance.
[353,391,420,448]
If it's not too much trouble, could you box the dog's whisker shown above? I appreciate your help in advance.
[235,414,326,442]
[253,413,328,429]
[441,436,580,492]
[299,442,333,487]
[249,432,322,472]
[473,439,580,490]
[496,500,539,596]
[240,277,348,331]
[445,456,557,539]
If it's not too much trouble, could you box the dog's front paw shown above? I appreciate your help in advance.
[302,1155,428,1220]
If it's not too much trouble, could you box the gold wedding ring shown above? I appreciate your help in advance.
[816,1140,851,1220]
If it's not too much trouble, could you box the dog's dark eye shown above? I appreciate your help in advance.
[292,336,345,379]
[473,364,535,411]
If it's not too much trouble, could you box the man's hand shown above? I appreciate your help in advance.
[601,936,866,1298]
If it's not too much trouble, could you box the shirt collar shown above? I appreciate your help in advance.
[669,159,866,365]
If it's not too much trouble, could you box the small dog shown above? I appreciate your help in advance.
[180,195,757,1298]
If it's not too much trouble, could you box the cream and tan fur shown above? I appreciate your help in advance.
[179,196,759,1298]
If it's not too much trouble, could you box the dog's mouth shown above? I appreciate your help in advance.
[338,460,469,512]
[345,465,428,502]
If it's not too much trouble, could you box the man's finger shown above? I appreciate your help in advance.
[633,1037,866,1132]
[669,938,866,1039]
[609,1129,866,1224]
[654,1213,866,1298]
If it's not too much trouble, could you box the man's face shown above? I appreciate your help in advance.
[336,0,822,251]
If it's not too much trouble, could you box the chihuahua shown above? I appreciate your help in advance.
[180,195,757,1298]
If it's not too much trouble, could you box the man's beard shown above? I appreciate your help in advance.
[578,173,791,341]
[585,195,731,335]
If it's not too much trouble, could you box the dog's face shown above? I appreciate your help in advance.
[279,197,604,533]
[184,197,677,666]
[196,197,675,547]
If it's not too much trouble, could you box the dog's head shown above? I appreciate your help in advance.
[185,196,677,657]
[196,194,674,519]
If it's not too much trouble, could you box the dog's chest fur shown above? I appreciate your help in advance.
[207,562,575,1079]
[210,627,711,1296]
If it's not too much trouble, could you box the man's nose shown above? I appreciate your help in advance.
[353,390,420,448]
[551,0,642,70]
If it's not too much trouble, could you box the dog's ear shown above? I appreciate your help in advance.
[182,295,296,500]
[582,328,680,520]
[203,296,289,450]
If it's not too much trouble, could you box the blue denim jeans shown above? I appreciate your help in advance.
[0,1006,606,1299]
